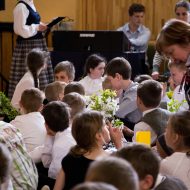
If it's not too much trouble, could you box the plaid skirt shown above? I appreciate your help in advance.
[8,38,54,98]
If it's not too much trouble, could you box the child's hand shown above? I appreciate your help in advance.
[109,125,123,149]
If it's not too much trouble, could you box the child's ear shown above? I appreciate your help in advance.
[139,174,154,190]
[115,73,122,80]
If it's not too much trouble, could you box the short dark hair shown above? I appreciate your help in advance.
[114,144,160,188]
[105,57,131,79]
[137,80,162,108]
[41,101,70,132]
[86,157,139,190]
[134,74,152,83]
[64,82,85,96]
[83,54,106,76]
[20,88,44,113]
[175,0,190,12]
[128,3,145,16]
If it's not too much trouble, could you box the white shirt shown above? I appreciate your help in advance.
[41,127,76,179]
[173,85,189,111]
[79,75,104,96]
[160,152,190,189]
[133,108,157,144]
[13,0,39,38]
[10,112,46,153]
[11,72,35,110]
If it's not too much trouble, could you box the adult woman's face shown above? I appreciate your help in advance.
[175,7,189,22]
[163,44,190,63]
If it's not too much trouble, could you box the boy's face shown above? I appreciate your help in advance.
[107,74,122,91]
[55,71,70,83]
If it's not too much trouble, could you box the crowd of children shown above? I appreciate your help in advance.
[1,43,190,190]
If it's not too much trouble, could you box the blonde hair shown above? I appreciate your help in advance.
[62,92,86,119]
[45,81,67,101]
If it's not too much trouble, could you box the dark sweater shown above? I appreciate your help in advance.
[141,108,170,136]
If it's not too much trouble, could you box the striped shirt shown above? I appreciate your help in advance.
[0,121,38,190]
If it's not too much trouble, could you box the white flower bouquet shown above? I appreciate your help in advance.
[87,89,123,128]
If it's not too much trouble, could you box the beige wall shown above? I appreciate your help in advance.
[0,0,77,22]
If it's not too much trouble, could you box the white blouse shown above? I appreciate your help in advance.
[79,75,104,96]
[13,0,39,38]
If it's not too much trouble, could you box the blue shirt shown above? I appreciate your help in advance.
[118,23,151,52]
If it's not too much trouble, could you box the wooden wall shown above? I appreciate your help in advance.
[0,0,181,91]
[76,0,179,40]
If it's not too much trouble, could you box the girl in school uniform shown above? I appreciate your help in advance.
[8,0,53,98]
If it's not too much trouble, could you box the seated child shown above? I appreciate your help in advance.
[11,48,48,110]
[134,79,170,145]
[134,74,152,83]
[10,88,46,154]
[64,81,85,96]
[44,81,67,103]
[85,156,139,190]
[160,111,190,189]
[54,61,75,83]
[72,182,118,190]
[114,144,187,190]
[168,61,188,111]
[105,57,141,126]
[62,92,86,120]
[0,121,38,189]
[0,143,12,190]
[54,111,109,190]
[41,101,76,179]
[79,54,106,96]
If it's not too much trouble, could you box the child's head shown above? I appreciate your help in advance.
[105,57,131,90]
[175,0,190,22]
[72,182,118,190]
[86,156,139,190]
[45,81,67,102]
[134,74,152,83]
[83,54,106,79]
[0,143,12,185]
[54,61,75,83]
[27,48,48,88]
[62,92,86,119]
[20,88,44,114]
[41,101,70,135]
[137,79,162,110]
[114,144,160,190]
[165,111,190,152]
[71,110,109,155]
[102,76,113,90]
[64,82,85,96]
[168,61,186,86]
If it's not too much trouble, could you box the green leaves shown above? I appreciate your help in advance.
[0,92,19,121]
[167,98,187,112]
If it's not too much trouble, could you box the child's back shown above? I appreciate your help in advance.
[11,88,46,153]
[134,80,170,144]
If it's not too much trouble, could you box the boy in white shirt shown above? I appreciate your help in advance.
[11,88,46,154]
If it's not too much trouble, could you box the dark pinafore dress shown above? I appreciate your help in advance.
[8,0,54,98]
